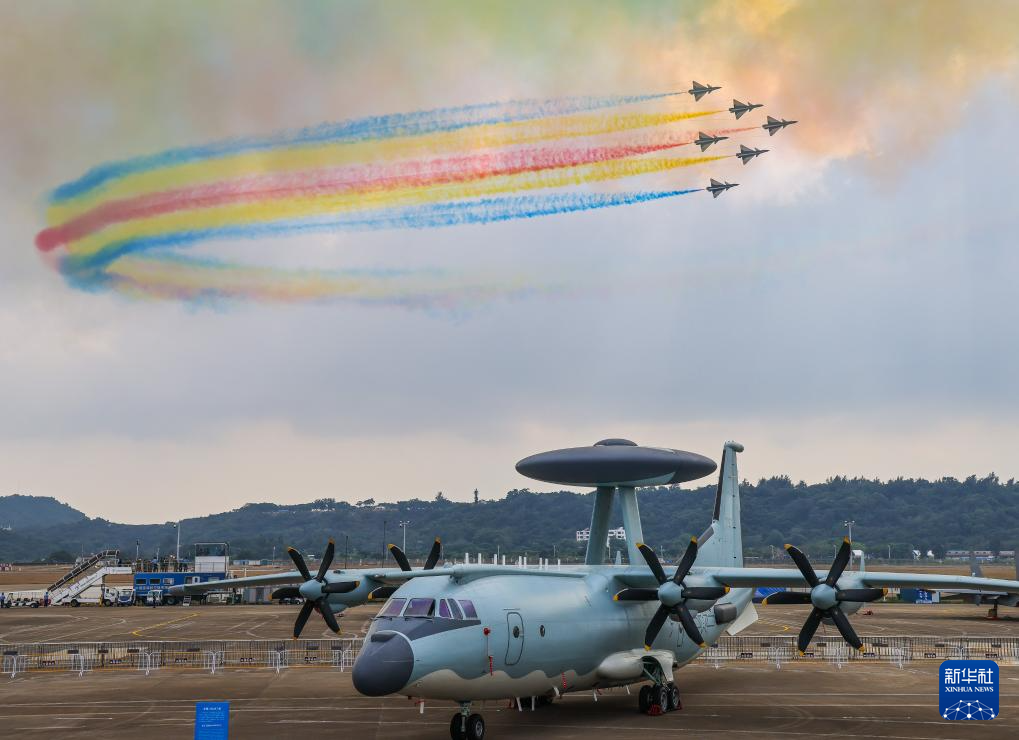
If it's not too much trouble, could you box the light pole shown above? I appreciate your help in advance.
[844,519,855,567]
[399,521,410,554]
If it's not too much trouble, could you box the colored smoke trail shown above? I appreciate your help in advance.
[50,92,682,204]
[40,137,715,252]
[47,109,721,221]
[60,154,721,263]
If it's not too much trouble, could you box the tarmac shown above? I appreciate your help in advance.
[1,601,1018,737]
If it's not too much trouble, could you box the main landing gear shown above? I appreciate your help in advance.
[637,682,681,715]
[450,703,485,740]
[636,659,681,716]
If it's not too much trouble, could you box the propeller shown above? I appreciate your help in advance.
[778,538,886,653]
[615,538,728,650]
[388,537,442,572]
[281,539,360,638]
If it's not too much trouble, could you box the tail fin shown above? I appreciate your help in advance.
[696,441,744,567]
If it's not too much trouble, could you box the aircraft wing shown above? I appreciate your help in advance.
[168,570,306,595]
[705,567,1019,595]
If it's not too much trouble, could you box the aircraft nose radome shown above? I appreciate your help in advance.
[352,632,415,696]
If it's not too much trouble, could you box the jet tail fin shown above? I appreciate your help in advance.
[696,441,744,567]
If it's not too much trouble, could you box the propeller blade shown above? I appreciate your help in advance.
[828,607,863,650]
[672,537,699,585]
[637,543,668,585]
[681,586,728,601]
[368,586,398,601]
[288,547,312,582]
[423,538,442,570]
[796,607,823,653]
[644,604,671,649]
[613,588,660,602]
[837,588,886,603]
[676,605,707,648]
[293,600,315,638]
[322,580,360,594]
[316,539,335,582]
[271,587,301,601]
[825,538,852,587]
[761,591,812,605]
[318,600,341,634]
[784,544,820,588]
[388,544,412,572]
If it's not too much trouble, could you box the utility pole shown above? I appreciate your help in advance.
[399,521,410,553]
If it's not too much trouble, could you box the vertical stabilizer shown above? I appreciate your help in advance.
[696,441,744,567]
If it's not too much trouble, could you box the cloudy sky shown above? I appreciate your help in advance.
[3,1,1019,523]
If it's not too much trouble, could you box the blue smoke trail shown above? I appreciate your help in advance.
[61,188,700,285]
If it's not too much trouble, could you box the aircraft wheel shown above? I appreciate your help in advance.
[449,713,466,740]
[649,685,669,715]
[638,684,652,713]
[667,683,681,711]
[465,713,485,740]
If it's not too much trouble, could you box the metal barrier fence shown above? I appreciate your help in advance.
[3,635,1018,677]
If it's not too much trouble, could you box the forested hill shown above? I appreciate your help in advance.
[1,474,1017,563]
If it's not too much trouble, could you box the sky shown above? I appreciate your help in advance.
[2,1,1019,523]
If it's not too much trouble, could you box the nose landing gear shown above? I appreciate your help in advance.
[450,703,485,740]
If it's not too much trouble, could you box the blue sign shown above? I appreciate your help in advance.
[939,660,998,720]
[195,701,230,739]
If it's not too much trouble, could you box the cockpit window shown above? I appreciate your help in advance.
[438,599,452,619]
[379,598,406,618]
[404,598,435,617]
[458,599,478,619]
[448,599,464,620]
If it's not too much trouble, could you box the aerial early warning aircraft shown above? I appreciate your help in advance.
[693,131,728,151]
[736,144,769,164]
[762,115,798,135]
[173,440,1019,740]
[728,99,763,119]
[687,81,721,101]
[706,178,738,198]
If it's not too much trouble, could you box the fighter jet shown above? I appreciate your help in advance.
[728,99,763,119]
[736,144,768,165]
[706,178,738,198]
[762,115,798,135]
[688,81,721,101]
[693,131,729,151]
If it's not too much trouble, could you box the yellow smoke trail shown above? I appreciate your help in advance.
[67,153,725,258]
[48,109,720,224]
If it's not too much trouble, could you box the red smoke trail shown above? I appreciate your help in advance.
[37,128,754,252]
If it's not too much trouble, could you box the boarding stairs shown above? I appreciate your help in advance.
[48,550,120,592]
[50,565,132,605]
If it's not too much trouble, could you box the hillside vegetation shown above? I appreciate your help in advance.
[1,474,1016,563]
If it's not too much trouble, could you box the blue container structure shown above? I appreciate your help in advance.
[133,543,228,605]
